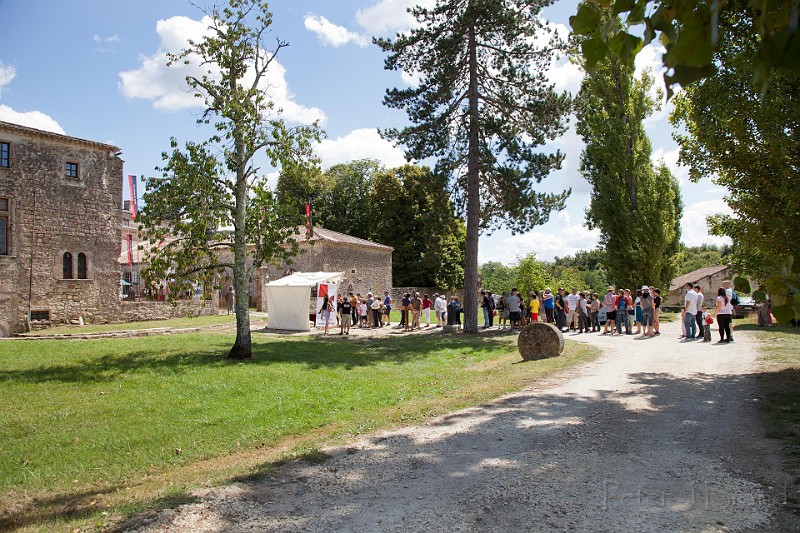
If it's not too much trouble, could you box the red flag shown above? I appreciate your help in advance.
[126,234,133,265]
[305,203,311,237]
[318,283,328,298]
[127,175,138,219]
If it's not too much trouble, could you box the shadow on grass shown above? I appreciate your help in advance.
[0,333,516,384]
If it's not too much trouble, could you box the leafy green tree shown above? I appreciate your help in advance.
[317,159,382,239]
[479,261,516,295]
[569,0,800,96]
[371,165,466,289]
[575,17,682,291]
[670,0,800,322]
[377,0,572,332]
[675,244,730,276]
[515,253,552,299]
[139,0,321,359]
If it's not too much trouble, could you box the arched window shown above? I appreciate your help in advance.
[77,253,88,279]
[62,252,73,279]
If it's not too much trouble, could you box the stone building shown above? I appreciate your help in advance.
[0,121,124,336]
[666,265,731,309]
[256,227,393,310]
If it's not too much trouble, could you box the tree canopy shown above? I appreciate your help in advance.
[670,0,800,322]
[377,0,572,332]
[138,0,321,358]
[575,13,682,291]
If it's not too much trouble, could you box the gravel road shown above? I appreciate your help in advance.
[125,320,800,532]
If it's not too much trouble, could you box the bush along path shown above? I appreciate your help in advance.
[123,319,800,532]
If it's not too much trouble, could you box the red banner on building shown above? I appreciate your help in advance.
[127,175,138,219]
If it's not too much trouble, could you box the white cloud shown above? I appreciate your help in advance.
[315,128,407,169]
[0,61,16,96]
[0,105,65,134]
[304,15,368,47]
[118,15,325,124]
[680,198,732,247]
[93,34,121,43]
[651,145,689,185]
[495,223,602,264]
[548,58,584,94]
[356,0,436,36]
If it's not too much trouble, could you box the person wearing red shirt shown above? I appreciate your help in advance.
[422,294,433,327]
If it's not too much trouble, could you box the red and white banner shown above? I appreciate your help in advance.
[126,233,133,265]
[127,175,138,219]
[315,282,338,328]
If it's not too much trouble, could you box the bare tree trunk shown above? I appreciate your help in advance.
[463,22,481,334]
[228,137,253,359]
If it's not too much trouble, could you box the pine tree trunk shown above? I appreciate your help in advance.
[228,137,253,360]
[463,22,481,334]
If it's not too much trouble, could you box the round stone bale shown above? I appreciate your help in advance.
[517,322,564,361]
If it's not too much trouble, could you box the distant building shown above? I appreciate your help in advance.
[0,121,123,335]
[666,265,731,308]
[255,226,393,310]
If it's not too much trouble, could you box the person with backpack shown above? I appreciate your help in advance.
[481,290,495,328]
[616,289,631,335]
[723,280,737,342]
[640,286,655,337]
[497,291,509,330]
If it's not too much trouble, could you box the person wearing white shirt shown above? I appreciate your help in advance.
[694,285,705,339]
[682,282,699,339]
[434,294,446,327]
[565,288,581,331]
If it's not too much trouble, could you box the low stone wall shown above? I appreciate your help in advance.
[117,299,218,322]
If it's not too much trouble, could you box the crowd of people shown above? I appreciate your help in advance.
[316,291,461,334]
[316,280,742,343]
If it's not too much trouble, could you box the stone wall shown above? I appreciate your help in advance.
[117,299,218,322]
[0,122,123,335]
[261,240,393,306]
[665,271,731,308]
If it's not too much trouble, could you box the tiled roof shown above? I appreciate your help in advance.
[669,265,729,291]
[0,120,121,152]
[298,226,394,251]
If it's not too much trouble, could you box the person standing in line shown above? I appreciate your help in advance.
[566,288,581,331]
[371,294,382,328]
[713,287,734,343]
[360,298,369,328]
[434,293,445,327]
[497,291,509,330]
[422,293,433,327]
[401,292,412,332]
[349,292,358,330]
[339,294,352,335]
[411,292,422,330]
[225,286,235,315]
[652,288,662,335]
[577,292,589,333]
[602,287,617,334]
[481,291,493,328]
[507,289,521,331]
[722,279,736,342]
[319,293,333,334]
[555,288,567,331]
[640,286,655,336]
[694,285,705,340]
[616,289,631,335]
[634,289,643,334]
[383,290,393,326]
[529,291,540,324]
[542,288,555,323]
[681,282,698,339]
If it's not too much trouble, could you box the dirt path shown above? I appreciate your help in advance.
[125,320,799,532]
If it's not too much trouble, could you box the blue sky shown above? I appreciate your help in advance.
[0,0,730,264]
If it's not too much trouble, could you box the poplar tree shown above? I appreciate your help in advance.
[139,0,321,359]
[377,0,572,333]
[575,19,682,291]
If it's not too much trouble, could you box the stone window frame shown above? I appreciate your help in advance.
[63,251,74,279]
[65,161,79,179]
[55,249,94,281]
[0,196,9,256]
[0,141,9,168]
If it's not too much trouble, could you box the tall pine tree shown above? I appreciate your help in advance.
[377,0,572,333]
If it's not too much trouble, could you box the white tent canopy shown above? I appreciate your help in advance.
[264,271,344,331]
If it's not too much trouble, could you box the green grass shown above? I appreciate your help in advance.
[742,319,800,492]
[0,330,598,531]
[20,314,237,336]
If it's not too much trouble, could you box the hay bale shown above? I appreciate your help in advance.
[517,322,564,361]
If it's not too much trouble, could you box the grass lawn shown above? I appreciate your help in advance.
[744,318,800,491]
[0,329,598,531]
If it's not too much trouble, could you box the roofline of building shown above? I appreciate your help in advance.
[0,120,121,153]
